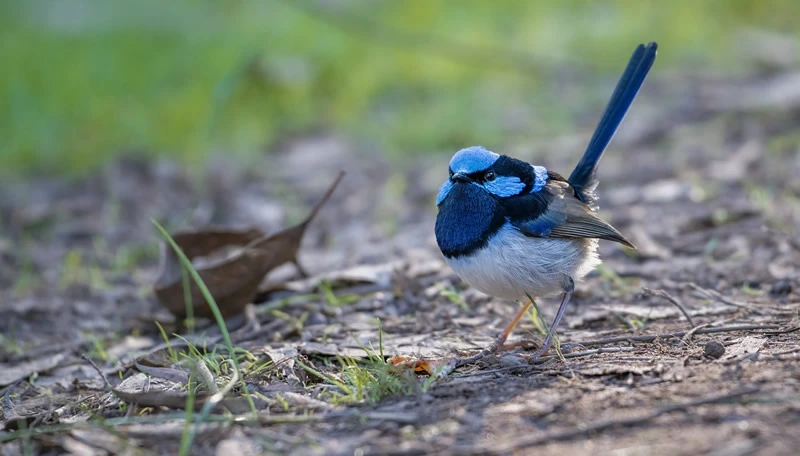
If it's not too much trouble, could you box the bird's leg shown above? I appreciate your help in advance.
[530,290,573,359]
[494,300,533,349]
[456,300,533,367]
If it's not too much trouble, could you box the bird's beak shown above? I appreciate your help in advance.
[451,172,472,183]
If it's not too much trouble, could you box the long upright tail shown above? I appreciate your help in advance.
[568,42,658,205]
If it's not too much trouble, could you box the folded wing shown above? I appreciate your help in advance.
[509,180,634,248]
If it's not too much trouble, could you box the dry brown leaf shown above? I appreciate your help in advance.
[388,355,457,376]
[153,172,344,319]
[0,352,67,387]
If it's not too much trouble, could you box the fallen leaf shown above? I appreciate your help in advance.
[388,355,457,376]
[113,373,266,413]
[153,172,344,319]
[134,362,190,384]
[2,392,75,425]
[113,372,193,409]
[0,352,67,386]
[723,336,767,360]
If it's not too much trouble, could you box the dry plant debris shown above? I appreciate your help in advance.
[153,172,344,319]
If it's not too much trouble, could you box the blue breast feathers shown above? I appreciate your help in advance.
[436,180,453,206]
[435,183,504,258]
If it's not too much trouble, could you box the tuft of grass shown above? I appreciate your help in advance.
[299,355,419,406]
[154,321,179,364]
[298,320,423,405]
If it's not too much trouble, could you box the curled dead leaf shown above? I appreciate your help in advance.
[388,355,456,377]
[153,172,344,319]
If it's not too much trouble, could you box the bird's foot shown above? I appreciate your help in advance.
[455,332,527,367]
[455,338,506,367]
[516,342,585,364]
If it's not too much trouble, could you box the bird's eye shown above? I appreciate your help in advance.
[484,171,496,182]
[449,169,454,177]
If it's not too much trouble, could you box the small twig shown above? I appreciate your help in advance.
[299,170,345,228]
[578,324,783,347]
[642,287,695,327]
[762,325,800,336]
[487,386,761,453]
[528,346,634,364]
[680,323,711,345]
[687,283,752,311]
[81,354,115,394]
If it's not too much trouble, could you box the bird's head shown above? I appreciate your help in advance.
[436,146,548,205]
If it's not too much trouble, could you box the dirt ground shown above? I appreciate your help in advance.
[2,72,800,455]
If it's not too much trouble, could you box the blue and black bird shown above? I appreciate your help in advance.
[435,42,657,361]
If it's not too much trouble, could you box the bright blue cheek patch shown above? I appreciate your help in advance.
[449,146,499,174]
[531,165,548,192]
[436,180,454,205]
[483,176,525,198]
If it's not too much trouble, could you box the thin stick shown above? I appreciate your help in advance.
[528,346,634,364]
[762,325,800,336]
[687,283,751,311]
[642,287,695,327]
[300,171,345,228]
[81,354,115,394]
[680,323,711,345]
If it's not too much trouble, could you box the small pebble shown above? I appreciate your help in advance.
[704,341,726,359]
[770,280,793,297]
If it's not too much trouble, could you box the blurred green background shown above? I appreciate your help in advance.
[1,0,797,176]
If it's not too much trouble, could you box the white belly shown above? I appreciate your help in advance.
[445,224,600,301]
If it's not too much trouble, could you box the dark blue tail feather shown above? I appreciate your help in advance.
[569,42,657,204]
